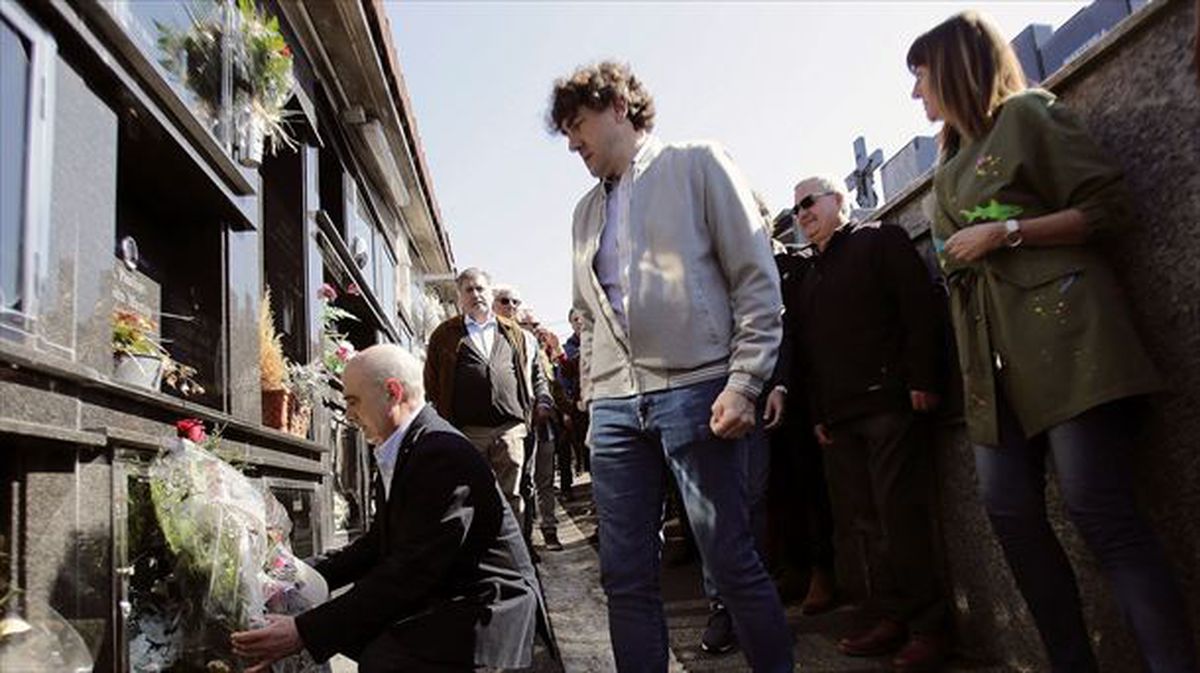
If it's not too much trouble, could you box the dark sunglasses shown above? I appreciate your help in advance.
[791,191,834,216]
[498,297,522,307]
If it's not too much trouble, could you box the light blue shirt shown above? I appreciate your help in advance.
[465,312,497,356]
[373,402,426,500]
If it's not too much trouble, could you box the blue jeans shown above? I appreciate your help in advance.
[975,397,1197,673]
[703,426,770,600]
[589,378,793,672]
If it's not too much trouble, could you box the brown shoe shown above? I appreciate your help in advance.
[891,634,947,673]
[799,568,836,615]
[838,618,907,657]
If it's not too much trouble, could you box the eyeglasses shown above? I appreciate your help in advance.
[498,297,522,307]
[791,191,834,216]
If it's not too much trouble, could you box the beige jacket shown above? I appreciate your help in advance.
[571,137,781,403]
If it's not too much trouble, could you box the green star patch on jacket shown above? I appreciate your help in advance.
[960,199,1024,223]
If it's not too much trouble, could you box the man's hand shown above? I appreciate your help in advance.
[945,222,1006,262]
[231,614,303,673]
[762,387,787,430]
[710,389,756,439]
[814,423,833,446]
[534,403,553,425]
[910,389,941,413]
[576,399,587,413]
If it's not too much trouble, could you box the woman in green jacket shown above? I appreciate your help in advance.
[908,11,1195,673]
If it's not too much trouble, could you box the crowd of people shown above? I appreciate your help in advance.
[228,9,1198,673]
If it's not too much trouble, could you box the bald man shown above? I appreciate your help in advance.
[232,344,546,672]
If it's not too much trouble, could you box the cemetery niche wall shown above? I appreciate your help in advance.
[0,0,455,670]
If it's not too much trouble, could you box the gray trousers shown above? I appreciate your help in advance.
[531,425,559,534]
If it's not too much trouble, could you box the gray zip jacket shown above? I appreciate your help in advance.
[571,136,781,403]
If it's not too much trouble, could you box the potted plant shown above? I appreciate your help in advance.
[232,0,297,167]
[157,0,296,166]
[113,309,166,389]
[259,289,289,430]
[112,310,205,397]
[285,361,321,438]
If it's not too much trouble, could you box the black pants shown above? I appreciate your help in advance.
[355,631,478,673]
[570,407,590,473]
[766,415,834,576]
[553,417,574,492]
[824,410,945,634]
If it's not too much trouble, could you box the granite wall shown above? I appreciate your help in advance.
[857,1,1200,669]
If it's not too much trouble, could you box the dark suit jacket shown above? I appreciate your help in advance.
[795,222,945,425]
[294,406,544,668]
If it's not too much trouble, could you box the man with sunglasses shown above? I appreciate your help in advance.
[496,293,566,554]
[492,284,524,318]
[547,61,791,672]
[424,268,552,528]
[791,175,950,671]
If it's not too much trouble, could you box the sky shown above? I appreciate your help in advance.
[386,1,1088,337]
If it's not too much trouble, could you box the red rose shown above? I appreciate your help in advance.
[176,418,207,443]
[280,44,292,58]
[318,283,337,302]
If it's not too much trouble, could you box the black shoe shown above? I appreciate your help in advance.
[700,601,737,654]
[543,529,564,552]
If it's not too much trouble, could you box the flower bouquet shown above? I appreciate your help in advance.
[135,419,329,672]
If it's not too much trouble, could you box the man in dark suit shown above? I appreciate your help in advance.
[232,344,544,672]
[791,175,947,671]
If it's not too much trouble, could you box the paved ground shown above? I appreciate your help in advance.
[538,476,1014,673]
[335,473,1014,673]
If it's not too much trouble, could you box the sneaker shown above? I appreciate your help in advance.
[542,529,564,552]
[700,601,737,654]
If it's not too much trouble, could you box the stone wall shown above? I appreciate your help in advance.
[862,1,1200,669]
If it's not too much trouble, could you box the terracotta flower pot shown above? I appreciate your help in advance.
[262,389,290,430]
[114,353,163,390]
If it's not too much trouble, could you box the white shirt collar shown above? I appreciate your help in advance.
[373,402,426,499]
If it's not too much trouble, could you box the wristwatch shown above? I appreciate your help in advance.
[1003,219,1023,247]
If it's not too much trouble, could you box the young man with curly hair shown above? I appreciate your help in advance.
[547,61,793,672]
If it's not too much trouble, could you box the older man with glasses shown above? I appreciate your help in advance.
[791,175,950,671]
[492,284,524,319]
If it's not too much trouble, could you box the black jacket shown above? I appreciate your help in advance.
[795,222,944,424]
[295,406,545,668]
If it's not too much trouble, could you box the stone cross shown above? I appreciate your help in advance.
[845,136,884,210]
